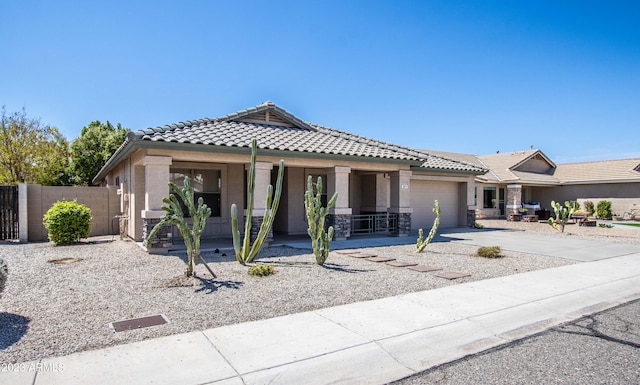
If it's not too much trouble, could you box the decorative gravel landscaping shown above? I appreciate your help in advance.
[1,221,638,364]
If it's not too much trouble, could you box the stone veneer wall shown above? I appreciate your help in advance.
[250,216,273,244]
[143,218,172,253]
[394,213,411,236]
[466,209,476,227]
[506,185,523,214]
[327,214,351,240]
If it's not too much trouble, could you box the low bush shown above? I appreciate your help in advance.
[43,200,92,245]
[598,223,614,228]
[596,200,612,219]
[584,200,595,216]
[0,257,7,295]
[477,246,503,258]
[248,264,275,276]
[474,222,484,229]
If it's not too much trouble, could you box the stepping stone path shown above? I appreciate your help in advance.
[364,256,396,263]
[336,250,470,280]
[435,272,471,280]
[407,265,443,273]
[386,261,418,267]
[349,252,377,258]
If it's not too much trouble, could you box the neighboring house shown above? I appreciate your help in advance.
[94,101,485,251]
[426,149,640,219]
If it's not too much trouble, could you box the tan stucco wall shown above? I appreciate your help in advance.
[531,183,640,215]
[26,185,120,242]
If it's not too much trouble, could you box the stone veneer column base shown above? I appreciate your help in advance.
[327,214,351,240]
[467,209,476,227]
[250,216,272,245]
[142,218,172,254]
[394,213,411,237]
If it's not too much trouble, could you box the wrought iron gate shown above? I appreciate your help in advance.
[0,186,19,240]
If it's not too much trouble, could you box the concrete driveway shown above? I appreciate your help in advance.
[438,228,640,261]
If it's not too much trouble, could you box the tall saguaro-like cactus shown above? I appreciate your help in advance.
[305,175,338,265]
[416,200,441,252]
[146,177,217,278]
[231,139,284,264]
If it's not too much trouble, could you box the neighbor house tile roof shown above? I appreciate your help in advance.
[127,101,485,173]
[553,158,640,183]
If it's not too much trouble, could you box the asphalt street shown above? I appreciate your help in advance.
[392,299,640,385]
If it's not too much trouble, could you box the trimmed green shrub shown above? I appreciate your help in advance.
[0,257,7,296]
[477,246,503,258]
[248,264,275,276]
[584,200,595,216]
[43,200,92,245]
[596,200,612,219]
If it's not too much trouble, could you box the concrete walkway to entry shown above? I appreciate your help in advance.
[5,230,640,385]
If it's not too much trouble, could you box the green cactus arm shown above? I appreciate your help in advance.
[230,204,243,262]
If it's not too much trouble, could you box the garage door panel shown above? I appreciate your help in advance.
[411,181,459,229]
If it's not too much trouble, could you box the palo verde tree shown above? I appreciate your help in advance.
[70,120,128,185]
[0,106,71,185]
[304,175,338,265]
[231,139,284,265]
[146,177,217,278]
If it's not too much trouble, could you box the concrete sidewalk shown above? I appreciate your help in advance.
[5,252,640,385]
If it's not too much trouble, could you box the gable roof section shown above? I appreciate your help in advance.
[476,150,558,184]
[94,101,485,183]
[552,158,640,184]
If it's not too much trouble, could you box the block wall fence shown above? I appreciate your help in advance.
[19,184,121,242]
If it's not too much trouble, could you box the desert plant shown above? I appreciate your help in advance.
[477,246,502,258]
[416,200,441,252]
[596,200,612,219]
[0,257,7,296]
[474,222,484,229]
[248,264,275,276]
[231,139,284,265]
[547,200,577,233]
[584,200,595,216]
[146,177,216,278]
[43,200,92,245]
[599,223,614,228]
[305,175,338,265]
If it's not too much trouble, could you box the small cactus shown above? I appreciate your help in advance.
[416,200,441,252]
[305,176,338,265]
[548,200,577,233]
[231,139,284,265]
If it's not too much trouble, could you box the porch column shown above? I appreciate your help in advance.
[327,166,352,240]
[389,170,412,236]
[141,156,172,253]
[246,161,274,245]
[506,184,523,215]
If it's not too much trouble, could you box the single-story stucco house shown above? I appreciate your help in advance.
[94,101,486,251]
[426,149,640,219]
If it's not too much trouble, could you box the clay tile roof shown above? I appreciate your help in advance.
[553,158,640,183]
[126,101,485,173]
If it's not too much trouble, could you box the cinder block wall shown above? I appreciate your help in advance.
[26,185,120,242]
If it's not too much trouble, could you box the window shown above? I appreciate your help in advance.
[483,187,496,209]
[309,174,328,207]
[170,169,221,217]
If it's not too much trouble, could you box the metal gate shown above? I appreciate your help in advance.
[0,186,18,240]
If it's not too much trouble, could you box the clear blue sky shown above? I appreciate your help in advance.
[2,1,639,163]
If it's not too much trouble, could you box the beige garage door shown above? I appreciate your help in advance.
[411,180,459,230]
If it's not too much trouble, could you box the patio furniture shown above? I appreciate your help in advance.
[523,215,539,222]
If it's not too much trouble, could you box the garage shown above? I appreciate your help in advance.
[411,180,460,229]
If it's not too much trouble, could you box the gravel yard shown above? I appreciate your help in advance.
[0,220,638,364]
